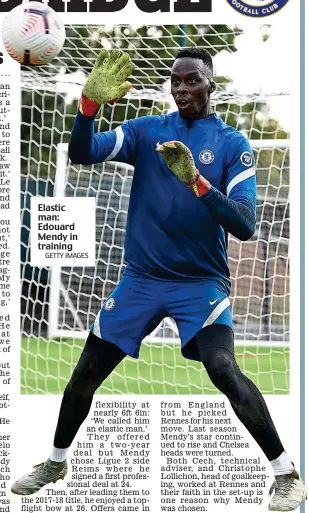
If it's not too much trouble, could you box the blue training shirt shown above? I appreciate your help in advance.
[69,111,256,289]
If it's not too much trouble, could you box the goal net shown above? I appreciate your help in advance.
[21,24,290,395]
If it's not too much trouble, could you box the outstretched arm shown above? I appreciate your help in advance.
[156,140,256,241]
[199,185,256,241]
[69,49,135,166]
[69,112,127,165]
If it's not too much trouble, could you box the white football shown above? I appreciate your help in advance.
[1,1,65,66]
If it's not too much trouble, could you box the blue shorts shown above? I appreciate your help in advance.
[90,270,232,362]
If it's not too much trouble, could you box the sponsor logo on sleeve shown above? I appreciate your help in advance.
[240,151,253,167]
[225,0,290,17]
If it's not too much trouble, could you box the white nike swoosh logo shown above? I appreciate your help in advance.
[209,299,219,306]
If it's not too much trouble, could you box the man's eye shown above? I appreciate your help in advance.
[172,80,179,86]
[188,79,196,85]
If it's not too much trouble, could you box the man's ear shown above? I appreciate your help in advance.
[209,81,216,94]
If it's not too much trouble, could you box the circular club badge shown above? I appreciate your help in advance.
[104,297,115,311]
[225,0,289,17]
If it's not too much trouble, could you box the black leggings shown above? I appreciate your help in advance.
[195,324,284,461]
[54,326,284,461]
[53,332,126,449]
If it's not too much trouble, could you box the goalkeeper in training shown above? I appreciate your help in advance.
[13,48,306,511]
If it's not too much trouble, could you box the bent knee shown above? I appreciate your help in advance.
[65,357,103,398]
[202,348,240,391]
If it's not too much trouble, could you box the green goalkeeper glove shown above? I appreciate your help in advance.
[156,141,211,197]
[80,49,135,116]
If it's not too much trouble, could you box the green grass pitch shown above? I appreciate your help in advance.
[21,338,289,395]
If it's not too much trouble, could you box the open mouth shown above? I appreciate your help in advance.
[177,99,190,109]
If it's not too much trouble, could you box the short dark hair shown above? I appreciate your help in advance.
[175,47,213,74]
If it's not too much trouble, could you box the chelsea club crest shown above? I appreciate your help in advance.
[199,149,214,165]
[104,297,115,311]
[225,0,290,17]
